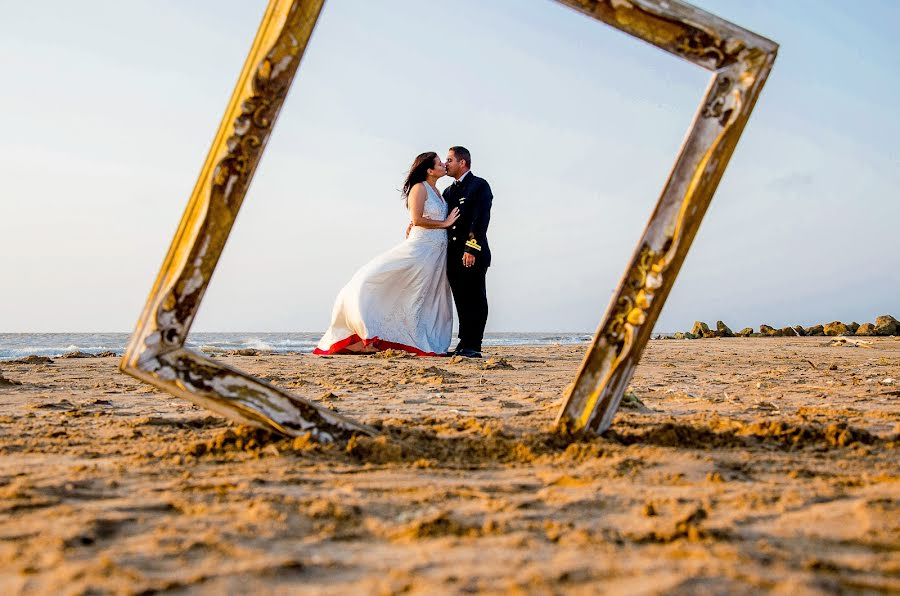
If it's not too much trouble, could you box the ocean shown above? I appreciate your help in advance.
[0,332,596,361]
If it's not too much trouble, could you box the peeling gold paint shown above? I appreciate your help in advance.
[120,0,376,442]
[556,2,776,435]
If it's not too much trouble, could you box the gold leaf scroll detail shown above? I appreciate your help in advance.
[566,58,758,432]
[558,0,747,70]
[566,245,657,428]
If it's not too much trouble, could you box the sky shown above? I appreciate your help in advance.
[0,0,898,334]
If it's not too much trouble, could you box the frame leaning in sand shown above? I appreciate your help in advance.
[120,0,778,442]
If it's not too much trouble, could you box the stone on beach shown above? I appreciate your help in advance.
[482,357,514,370]
[855,323,877,336]
[675,314,895,342]
[373,349,414,359]
[759,324,777,337]
[0,372,21,386]
[60,351,97,359]
[874,314,898,336]
[232,348,263,356]
[823,321,850,336]
[715,321,734,337]
[12,355,54,365]
[805,324,825,336]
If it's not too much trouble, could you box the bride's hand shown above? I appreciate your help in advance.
[443,208,461,228]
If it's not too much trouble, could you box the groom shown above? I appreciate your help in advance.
[443,146,493,358]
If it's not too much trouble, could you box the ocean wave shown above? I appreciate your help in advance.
[0,332,594,361]
[0,346,121,360]
[187,336,318,354]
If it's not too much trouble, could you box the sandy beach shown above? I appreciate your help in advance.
[0,337,897,594]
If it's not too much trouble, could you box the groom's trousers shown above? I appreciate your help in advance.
[447,260,488,352]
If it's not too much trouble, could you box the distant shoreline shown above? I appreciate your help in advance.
[0,331,598,361]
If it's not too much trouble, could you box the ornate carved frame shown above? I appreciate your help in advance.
[120,0,777,442]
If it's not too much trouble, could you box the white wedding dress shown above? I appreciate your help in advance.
[314,183,453,356]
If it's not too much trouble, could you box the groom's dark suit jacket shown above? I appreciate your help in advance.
[442,172,493,268]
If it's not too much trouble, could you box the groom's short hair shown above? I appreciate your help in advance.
[450,146,471,169]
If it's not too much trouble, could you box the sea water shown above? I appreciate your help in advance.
[0,332,597,361]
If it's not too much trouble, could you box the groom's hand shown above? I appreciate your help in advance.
[463,253,475,268]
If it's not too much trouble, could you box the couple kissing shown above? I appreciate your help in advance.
[314,146,492,358]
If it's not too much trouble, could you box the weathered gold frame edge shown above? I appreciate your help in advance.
[554,0,778,434]
[120,0,376,441]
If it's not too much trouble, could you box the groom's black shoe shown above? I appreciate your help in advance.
[456,348,482,359]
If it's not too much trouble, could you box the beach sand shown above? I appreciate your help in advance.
[1,337,897,594]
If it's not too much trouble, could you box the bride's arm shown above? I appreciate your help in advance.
[409,184,459,229]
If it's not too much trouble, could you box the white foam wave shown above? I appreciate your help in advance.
[0,332,594,361]
[0,346,121,360]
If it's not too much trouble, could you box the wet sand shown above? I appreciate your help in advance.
[1,338,898,594]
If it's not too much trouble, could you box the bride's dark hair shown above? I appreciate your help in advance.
[402,151,438,205]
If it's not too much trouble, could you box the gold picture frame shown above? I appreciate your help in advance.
[120,0,777,441]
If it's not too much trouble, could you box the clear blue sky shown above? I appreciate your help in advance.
[1,0,897,333]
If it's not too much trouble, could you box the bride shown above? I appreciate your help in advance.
[314,152,460,356]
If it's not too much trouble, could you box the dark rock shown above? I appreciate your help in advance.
[60,351,97,359]
[96,351,118,358]
[0,373,21,386]
[684,332,700,340]
[823,321,850,336]
[847,322,860,334]
[792,325,806,337]
[702,331,718,339]
[228,348,262,356]
[856,323,876,336]
[620,391,652,412]
[715,321,734,338]
[690,321,710,337]
[736,327,754,337]
[759,325,777,337]
[874,314,898,336]
[805,325,825,336]
[673,332,686,340]
[781,326,799,337]
[875,314,898,326]
[12,355,54,365]
[773,328,784,337]
[482,357,514,370]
